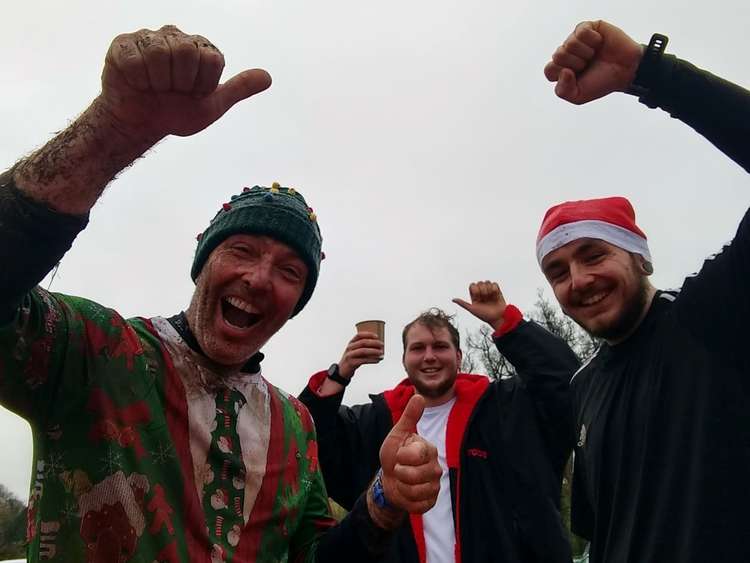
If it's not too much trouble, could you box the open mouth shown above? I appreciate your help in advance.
[221,297,262,329]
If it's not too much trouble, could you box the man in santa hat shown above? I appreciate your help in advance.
[541,19,750,563]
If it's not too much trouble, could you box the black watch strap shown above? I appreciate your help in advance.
[327,363,351,387]
[627,33,669,97]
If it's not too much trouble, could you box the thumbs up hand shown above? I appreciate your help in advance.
[368,395,442,528]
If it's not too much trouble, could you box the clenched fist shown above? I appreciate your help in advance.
[543,20,644,105]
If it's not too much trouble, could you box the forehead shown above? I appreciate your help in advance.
[404,323,454,346]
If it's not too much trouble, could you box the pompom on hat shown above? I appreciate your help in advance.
[536,196,651,266]
[192,183,323,317]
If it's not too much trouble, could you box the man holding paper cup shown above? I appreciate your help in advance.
[299,281,580,563]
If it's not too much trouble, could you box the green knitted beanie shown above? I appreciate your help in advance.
[191,183,323,317]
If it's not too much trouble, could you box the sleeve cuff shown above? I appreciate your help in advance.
[492,304,523,339]
[308,370,331,396]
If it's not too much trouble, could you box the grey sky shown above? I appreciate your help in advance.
[1,0,748,499]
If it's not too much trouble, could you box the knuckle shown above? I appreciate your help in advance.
[200,49,226,70]
[117,55,144,75]
[193,34,219,50]
[112,32,135,46]
[172,39,198,58]
[139,35,169,55]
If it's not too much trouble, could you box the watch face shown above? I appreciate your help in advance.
[327,363,338,377]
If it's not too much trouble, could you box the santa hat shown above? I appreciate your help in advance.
[536,196,651,266]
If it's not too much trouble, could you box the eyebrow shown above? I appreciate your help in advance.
[572,241,602,257]
[280,253,305,264]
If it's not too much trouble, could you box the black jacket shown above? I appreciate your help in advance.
[300,317,580,562]
[570,54,750,562]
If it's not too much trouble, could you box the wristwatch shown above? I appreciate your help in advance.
[371,468,391,509]
[627,33,669,97]
[327,363,351,387]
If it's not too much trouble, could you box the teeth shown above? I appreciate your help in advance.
[422,368,440,373]
[581,292,608,306]
[225,296,256,314]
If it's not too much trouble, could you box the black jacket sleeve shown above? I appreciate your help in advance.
[494,319,580,465]
[672,208,750,365]
[299,381,391,510]
[637,54,750,172]
[0,169,88,323]
[314,493,399,562]
[636,56,750,362]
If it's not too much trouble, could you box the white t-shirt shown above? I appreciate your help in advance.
[417,397,456,563]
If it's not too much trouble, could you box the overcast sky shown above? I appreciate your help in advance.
[1,0,748,499]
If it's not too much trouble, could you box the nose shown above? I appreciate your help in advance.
[569,262,594,292]
[423,346,437,362]
[241,259,273,292]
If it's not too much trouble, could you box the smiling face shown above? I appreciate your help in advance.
[402,322,462,406]
[185,234,308,368]
[542,237,655,343]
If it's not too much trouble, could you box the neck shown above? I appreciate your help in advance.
[421,387,457,408]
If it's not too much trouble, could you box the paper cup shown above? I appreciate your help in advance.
[355,320,385,356]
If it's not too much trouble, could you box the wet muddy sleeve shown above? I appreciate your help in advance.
[0,168,88,323]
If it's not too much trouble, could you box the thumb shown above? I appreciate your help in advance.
[452,297,473,312]
[392,394,425,435]
[213,68,273,113]
[555,67,580,103]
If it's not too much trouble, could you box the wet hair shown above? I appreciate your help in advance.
[401,308,461,352]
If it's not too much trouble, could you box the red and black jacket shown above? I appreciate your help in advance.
[299,313,579,562]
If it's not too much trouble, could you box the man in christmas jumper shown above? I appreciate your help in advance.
[0,25,443,563]
[299,281,581,562]
[541,20,750,563]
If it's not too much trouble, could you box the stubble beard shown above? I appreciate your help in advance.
[412,371,457,401]
[577,274,651,342]
[185,280,252,389]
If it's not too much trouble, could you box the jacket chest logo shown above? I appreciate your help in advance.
[467,448,488,459]
[577,424,587,448]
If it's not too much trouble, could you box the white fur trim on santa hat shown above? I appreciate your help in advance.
[536,219,652,265]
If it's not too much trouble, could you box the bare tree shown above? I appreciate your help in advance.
[0,484,26,559]
[464,325,515,379]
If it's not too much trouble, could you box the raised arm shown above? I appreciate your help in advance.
[0,25,272,417]
[454,281,579,458]
[14,24,271,215]
[0,25,271,319]
[544,20,750,171]
[544,20,750,362]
